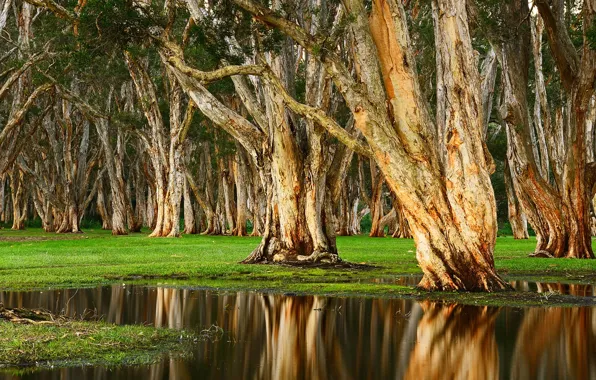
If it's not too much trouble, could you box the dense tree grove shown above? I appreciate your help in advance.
[0,0,594,291]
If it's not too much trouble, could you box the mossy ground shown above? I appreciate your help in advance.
[0,313,196,372]
[0,228,595,307]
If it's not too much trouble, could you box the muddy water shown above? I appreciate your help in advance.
[0,285,595,379]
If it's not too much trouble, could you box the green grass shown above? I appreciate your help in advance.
[0,229,595,306]
[0,318,196,372]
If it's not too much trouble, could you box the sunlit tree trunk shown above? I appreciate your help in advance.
[168,3,342,262]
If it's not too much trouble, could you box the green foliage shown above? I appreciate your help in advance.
[78,0,166,49]
[588,21,596,50]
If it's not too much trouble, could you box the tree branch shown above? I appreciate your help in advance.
[0,83,53,145]
[159,39,266,84]
[535,0,580,90]
[263,69,372,158]
[25,0,76,21]
[232,0,367,110]
[0,49,49,101]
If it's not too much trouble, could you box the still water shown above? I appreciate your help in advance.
[0,284,595,379]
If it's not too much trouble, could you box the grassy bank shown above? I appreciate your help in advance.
[0,229,595,306]
[0,306,196,372]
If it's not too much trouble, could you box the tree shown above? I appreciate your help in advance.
[230,0,509,290]
[486,0,595,258]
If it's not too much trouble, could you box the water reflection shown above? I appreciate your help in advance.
[510,281,595,296]
[0,286,594,380]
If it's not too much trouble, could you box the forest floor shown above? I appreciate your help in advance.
[0,228,595,307]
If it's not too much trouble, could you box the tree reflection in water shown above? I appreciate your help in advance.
[0,285,594,380]
[511,307,596,379]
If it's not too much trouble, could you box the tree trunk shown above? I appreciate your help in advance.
[504,160,529,239]
[125,54,190,238]
[368,0,506,290]
[96,178,112,230]
[234,144,249,236]
[368,163,385,238]
[183,178,197,234]
[166,24,339,263]
[9,168,26,230]
[392,198,412,238]
[95,119,128,235]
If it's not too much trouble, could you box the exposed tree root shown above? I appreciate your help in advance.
[241,237,355,266]
[529,250,554,258]
[297,251,340,264]
[416,273,513,292]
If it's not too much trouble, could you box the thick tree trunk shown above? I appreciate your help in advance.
[126,54,191,238]
[243,74,337,263]
[369,0,506,290]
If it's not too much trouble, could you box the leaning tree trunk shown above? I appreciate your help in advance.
[366,0,507,290]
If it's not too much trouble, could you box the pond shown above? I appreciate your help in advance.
[0,284,595,379]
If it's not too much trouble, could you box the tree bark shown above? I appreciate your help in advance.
[183,177,197,234]
[504,160,529,239]
[95,118,128,235]
[234,143,250,236]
